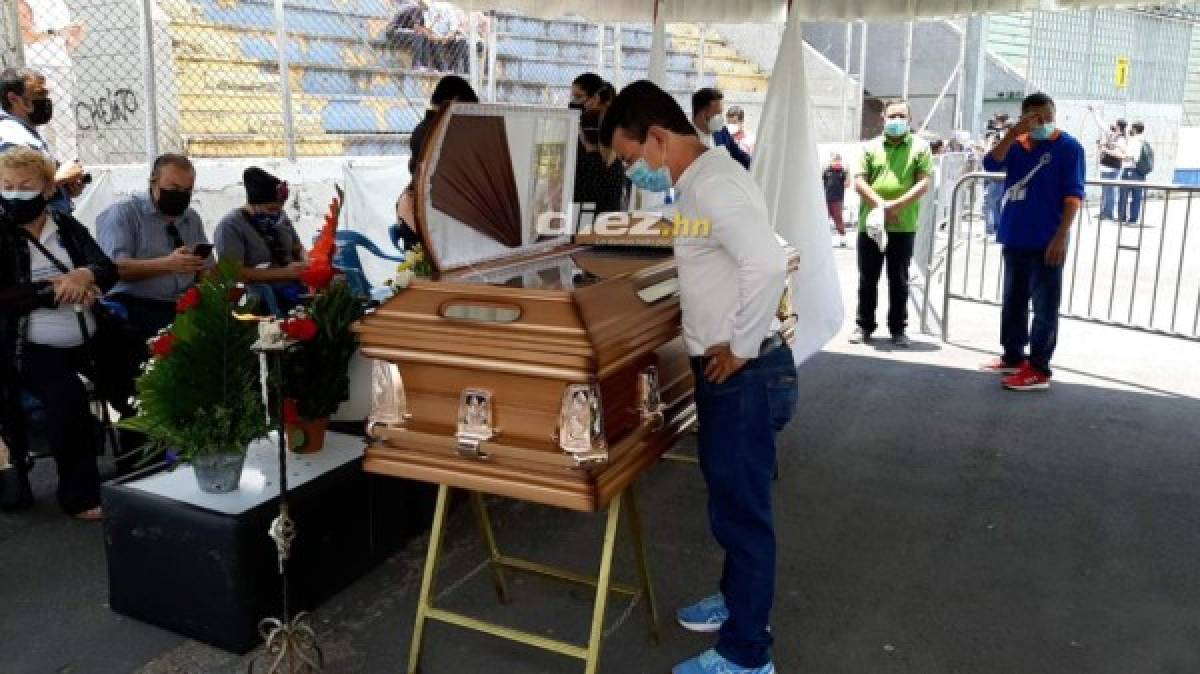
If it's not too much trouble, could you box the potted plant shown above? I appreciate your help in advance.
[121,264,270,493]
[276,195,365,453]
[278,279,363,453]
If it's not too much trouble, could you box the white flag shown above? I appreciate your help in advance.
[751,10,844,365]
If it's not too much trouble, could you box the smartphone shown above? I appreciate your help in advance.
[191,243,214,259]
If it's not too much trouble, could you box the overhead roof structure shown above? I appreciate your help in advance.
[455,0,1149,23]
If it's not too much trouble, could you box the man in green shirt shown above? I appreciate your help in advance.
[850,100,933,347]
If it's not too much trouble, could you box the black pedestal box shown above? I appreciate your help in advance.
[102,432,434,653]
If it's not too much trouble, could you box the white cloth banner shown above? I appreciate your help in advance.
[72,169,115,235]
[751,7,844,366]
[340,160,411,288]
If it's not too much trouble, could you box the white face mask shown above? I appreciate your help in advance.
[727,123,742,135]
[707,114,725,134]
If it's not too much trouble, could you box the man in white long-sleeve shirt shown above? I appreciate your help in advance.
[601,80,795,674]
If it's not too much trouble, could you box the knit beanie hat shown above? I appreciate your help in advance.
[244,167,288,205]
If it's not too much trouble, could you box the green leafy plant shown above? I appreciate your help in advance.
[280,278,365,421]
[120,263,269,460]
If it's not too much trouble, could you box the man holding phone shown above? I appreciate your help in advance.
[98,153,210,340]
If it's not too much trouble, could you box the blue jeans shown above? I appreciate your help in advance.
[984,179,1004,235]
[1001,247,1063,376]
[1118,168,1145,223]
[690,343,798,668]
[1099,168,1119,219]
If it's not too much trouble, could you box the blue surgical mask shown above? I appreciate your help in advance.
[884,119,909,137]
[625,136,673,193]
[250,212,281,228]
[1030,122,1057,141]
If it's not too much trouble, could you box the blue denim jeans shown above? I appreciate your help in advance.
[1001,247,1063,376]
[1099,168,1119,219]
[690,343,798,668]
[984,179,1004,235]
[1118,168,1145,223]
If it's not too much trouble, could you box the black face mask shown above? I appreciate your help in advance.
[0,192,48,226]
[568,100,585,111]
[29,98,53,126]
[154,187,193,217]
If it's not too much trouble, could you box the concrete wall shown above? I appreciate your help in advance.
[76,156,404,245]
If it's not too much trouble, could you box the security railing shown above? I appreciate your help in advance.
[931,173,1200,342]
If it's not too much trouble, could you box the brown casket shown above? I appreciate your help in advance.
[356,103,696,513]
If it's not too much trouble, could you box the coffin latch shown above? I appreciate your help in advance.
[455,388,496,460]
[637,366,665,431]
[366,360,412,440]
[556,384,608,465]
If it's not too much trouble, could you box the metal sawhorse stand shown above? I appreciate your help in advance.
[407,482,660,674]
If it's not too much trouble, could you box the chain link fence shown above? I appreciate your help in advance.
[8,2,777,167]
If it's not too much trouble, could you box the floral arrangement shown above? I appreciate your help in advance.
[121,264,269,462]
[278,195,365,426]
[386,243,434,292]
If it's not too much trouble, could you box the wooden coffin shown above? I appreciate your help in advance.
[356,104,695,512]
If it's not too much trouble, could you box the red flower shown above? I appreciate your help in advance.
[227,286,246,303]
[281,317,318,342]
[301,263,334,291]
[283,398,301,424]
[175,287,201,314]
[150,332,176,359]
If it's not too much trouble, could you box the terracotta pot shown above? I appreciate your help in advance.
[287,417,329,454]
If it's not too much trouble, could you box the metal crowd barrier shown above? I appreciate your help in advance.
[928,172,1200,343]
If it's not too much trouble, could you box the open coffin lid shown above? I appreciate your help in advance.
[413,103,676,289]
[414,103,582,276]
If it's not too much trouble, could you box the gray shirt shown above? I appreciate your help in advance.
[97,191,209,302]
[214,208,303,270]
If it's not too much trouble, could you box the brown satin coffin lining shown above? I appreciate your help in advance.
[430,115,522,248]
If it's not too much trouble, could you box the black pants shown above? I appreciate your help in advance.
[20,344,101,515]
[856,231,916,336]
[108,293,176,343]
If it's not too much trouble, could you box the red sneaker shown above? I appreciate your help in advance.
[1002,363,1051,391]
[980,357,1024,375]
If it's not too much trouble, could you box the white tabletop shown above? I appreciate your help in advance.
[123,431,365,515]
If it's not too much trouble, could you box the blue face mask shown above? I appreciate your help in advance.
[1030,122,1057,141]
[250,212,281,228]
[625,136,672,193]
[884,119,909,137]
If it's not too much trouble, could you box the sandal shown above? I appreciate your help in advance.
[73,506,103,521]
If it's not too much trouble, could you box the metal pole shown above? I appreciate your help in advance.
[138,0,159,163]
[3,0,26,68]
[841,21,852,141]
[468,12,480,95]
[273,0,297,161]
[857,21,868,140]
[614,24,624,88]
[596,23,605,75]
[954,19,967,130]
[1023,12,1035,96]
[486,21,498,103]
[902,20,914,99]
[697,25,706,88]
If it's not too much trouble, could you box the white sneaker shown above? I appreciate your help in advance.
[838,235,848,248]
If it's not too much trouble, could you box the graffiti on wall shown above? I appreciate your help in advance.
[76,87,139,131]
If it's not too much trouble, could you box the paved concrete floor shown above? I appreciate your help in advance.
[2,244,1199,674]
